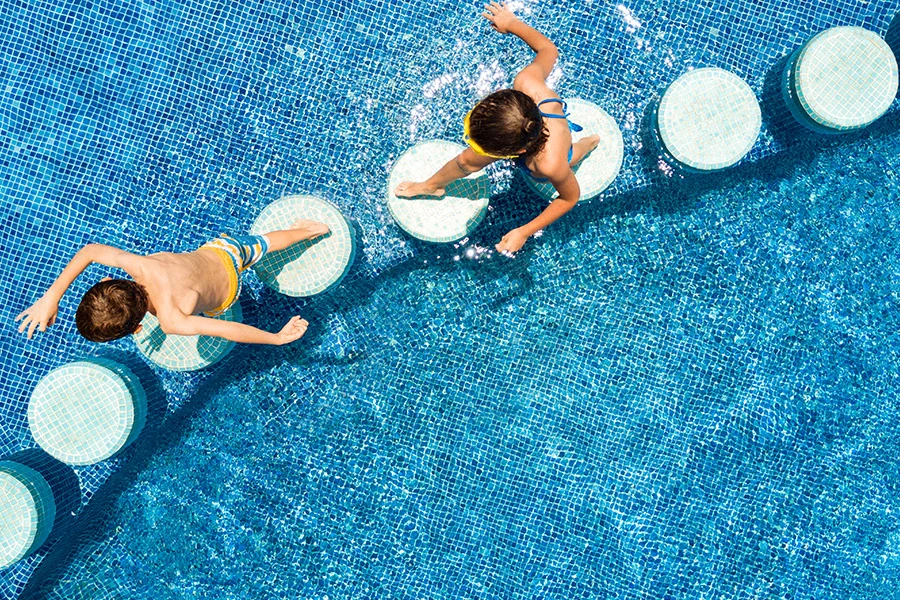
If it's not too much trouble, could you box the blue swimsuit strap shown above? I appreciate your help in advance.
[537,98,584,132]
[517,145,574,183]
[518,99,582,182]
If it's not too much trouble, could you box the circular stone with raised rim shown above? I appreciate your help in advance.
[134,302,241,371]
[28,360,147,465]
[657,68,761,171]
[250,195,355,297]
[526,98,624,200]
[0,461,56,568]
[794,26,898,131]
[387,141,490,243]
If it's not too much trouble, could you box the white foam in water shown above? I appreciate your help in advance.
[546,64,563,90]
[616,3,643,32]
[422,73,457,99]
[503,0,531,15]
[408,103,430,139]
[473,60,506,97]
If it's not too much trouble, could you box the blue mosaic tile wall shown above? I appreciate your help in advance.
[0,0,898,598]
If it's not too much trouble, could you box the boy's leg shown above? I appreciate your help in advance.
[264,220,330,252]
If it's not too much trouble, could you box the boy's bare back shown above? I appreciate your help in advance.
[134,249,235,322]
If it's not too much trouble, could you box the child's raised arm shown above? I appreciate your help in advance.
[483,2,558,84]
[16,244,140,338]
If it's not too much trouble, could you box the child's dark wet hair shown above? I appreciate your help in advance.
[76,279,149,342]
[468,89,549,157]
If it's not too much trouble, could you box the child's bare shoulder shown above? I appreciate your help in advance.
[512,68,548,97]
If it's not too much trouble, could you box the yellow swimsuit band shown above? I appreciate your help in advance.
[463,110,521,160]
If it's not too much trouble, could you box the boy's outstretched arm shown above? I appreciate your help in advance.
[163,314,309,346]
[483,2,558,84]
[16,244,141,338]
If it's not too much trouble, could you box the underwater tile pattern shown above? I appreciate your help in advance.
[387,140,491,243]
[0,0,899,598]
[27,361,143,466]
[31,127,900,599]
[794,26,899,130]
[133,304,241,372]
[0,462,54,569]
[657,68,761,171]
[250,195,355,297]
[526,98,624,200]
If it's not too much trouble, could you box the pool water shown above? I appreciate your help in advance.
[1,0,899,598]
[30,121,900,600]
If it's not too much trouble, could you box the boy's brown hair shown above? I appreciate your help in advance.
[75,279,149,342]
[467,89,549,158]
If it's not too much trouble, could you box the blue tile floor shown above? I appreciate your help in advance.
[1,0,899,598]
[29,119,900,599]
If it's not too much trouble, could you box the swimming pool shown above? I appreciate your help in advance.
[1,0,899,598]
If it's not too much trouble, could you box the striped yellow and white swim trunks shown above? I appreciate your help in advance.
[199,234,270,316]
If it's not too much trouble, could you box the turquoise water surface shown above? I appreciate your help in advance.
[1,0,899,598]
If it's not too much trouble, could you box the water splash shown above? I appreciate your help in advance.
[473,60,507,96]
[616,4,642,33]
[408,103,430,139]
[423,73,457,99]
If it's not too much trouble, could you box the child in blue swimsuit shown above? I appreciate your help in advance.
[393,2,600,254]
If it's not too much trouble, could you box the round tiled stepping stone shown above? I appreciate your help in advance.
[0,461,56,568]
[250,195,355,296]
[657,68,761,171]
[28,359,147,465]
[387,141,491,243]
[526,98,624,200]
[134,303,241,371]
[789,26,898,131]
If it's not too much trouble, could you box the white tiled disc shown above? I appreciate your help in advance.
[387,141,490,243]
[134,302,241,371]
[0,461,55,568]
[657,68,761,171]
[526,98,624,201]
[28,359,146,465]
[250,195,355,297]
[795,26,898,130]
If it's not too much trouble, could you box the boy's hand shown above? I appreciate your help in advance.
[276,316,309,345]
[16,296,59,339]
[496,228,528,255]
[483,2,518,34]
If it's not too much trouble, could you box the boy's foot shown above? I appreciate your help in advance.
[291,219,330,239]
[393,181,445,198]
[571,134,601,167]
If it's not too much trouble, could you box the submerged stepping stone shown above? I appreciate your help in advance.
[251,195,355,296]
[526,98,624,200]
[656,67,761,171]
[0,461,55,567]
[787,26,898,132]
[28,359,147,465]
[134,303,241,371]
[388,141,490,243]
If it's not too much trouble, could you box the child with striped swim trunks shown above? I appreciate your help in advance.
[394,2,600,254]
[17,220,329,345]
